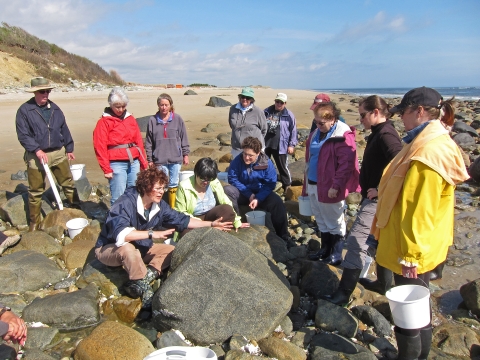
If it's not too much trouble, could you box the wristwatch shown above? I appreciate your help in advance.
[148,230,154,240]
[0,306,11,317]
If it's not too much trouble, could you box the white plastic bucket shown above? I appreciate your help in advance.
[385,285,430,329]
[245,211,266,226]
[298,196,312,216]
[144,346,217,360]
[217,172,228,182]
[359,256,373,278]
[179,171,194,182]
[70,164,85,181]
[66,218,88,239]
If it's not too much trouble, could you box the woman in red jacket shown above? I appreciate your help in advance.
[93,87,148,205]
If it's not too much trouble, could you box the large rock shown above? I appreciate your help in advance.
[189,147,217,158]
[22,283,100,331]
[0,192,53,226]
[77,259,129,297]
[287,159,306,186]
[311,346,377,360]
[206,96,232,107]
[0,250,66,292]
[350,305,391,337]
[299,260,340,299]
[184,89,197,95]
[217,133,231,146]
[9,231,62,257]
[74,320,154,360]
[24,327,59,350]
[74,177,93,201]
[152,228,292,345]
[452,133,475,149]
[41,208,87,231]
[258,337,307,360]
[135,115,150,132]
[78,201,109,222]
[315,299,358,338]
[432,323,480,357]
[310,332,362,354]
[469,157,480,183]
[459,278,480,316]
[452,121,479,137]
[60,223,100,269]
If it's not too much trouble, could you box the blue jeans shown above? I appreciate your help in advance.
[158,163,181,188]
[109,160,140,205]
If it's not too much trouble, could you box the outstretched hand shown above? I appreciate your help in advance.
[235,222,250,232]
[152,228,176,239]
[211,217,234,232]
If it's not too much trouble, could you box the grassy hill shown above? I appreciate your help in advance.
[0,22,124,86]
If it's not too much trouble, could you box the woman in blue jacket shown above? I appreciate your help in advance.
[224,137,292,246]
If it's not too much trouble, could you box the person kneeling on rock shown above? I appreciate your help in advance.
[94,167,233,309]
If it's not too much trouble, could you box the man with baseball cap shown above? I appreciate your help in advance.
[263,93,297,191]
[309,93,345,132]
[16,77,79,231]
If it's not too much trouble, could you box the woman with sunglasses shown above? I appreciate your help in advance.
[322,95,402,306]
[175,157,249,232]
[228,87,267,159]
[93,87,149,205]
[369,87,469,359]
[302,101,359,266]
[145,93,190,208]
[95,167,233,309]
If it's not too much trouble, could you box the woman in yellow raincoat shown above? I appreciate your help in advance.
[369,87,469,360]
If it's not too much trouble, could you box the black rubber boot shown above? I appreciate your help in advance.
[359,263,393,295]
[419,325,432,360]
[322,234,344,266]
[394,327,422,360]
[429,261,445,281]
[309,232,331,260]
[322,268,362,307]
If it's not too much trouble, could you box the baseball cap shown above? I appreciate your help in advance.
[390,87,442,113]
[310,93,331,110]
[275,93,287,103]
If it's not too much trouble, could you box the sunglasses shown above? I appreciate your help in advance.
[359,111,372,119]
[239,95,253,101]
[199,177,214,183]
[152,187,166,193]
[275,100,285,104]
[38,89,51,94]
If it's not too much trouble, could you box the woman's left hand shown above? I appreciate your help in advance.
[212,217,234,232]
[327,188,338,198]
[235,222,250,232]
[402,265,418,279]
[67,153,75,161]
[183,155,189,165]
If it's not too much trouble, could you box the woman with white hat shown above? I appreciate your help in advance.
[228,87,267,159]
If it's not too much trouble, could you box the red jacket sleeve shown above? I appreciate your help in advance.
[93,118,113,174]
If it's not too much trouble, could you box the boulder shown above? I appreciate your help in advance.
[287,159,306,186]
[285,186,303,201]
[156,330,190,349]
[217,133,231,146]
[22,349,57,359]
[469,157,480,183]
[41,209,87,232]
[206,96,232,107]
[8,231,62,257]
[310,332,362,354]
[459,278,480,316]
[315,299,358,338]
[452,121,479,137]
[77,259,129,297]
[452,133,475,149]
[0,250,66,292]
[299,260,340,299]
[74,320,154,360]
[0,294,27,315]
[78,201,109,222]
[189,147,217,158]
[258,337,307,360]
[22,283,100,331]
[135,115,150,133]
[225,350,270,360]
[152,228,292,345]
[350,305,392,337]
[24,327,59,350]
[60,238,96,270]
[432,323,480,357]
[74,177,93,201]
[311,346,377,360]
[0,193,52,226]
[184,89,197,95]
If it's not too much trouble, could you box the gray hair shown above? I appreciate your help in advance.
[108,87,129,106]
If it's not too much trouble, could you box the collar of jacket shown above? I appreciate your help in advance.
[102,108,132,120]
[265,104,288,116]
[370,119,392,134]
[25,97,58,111]
[252,152,269,170]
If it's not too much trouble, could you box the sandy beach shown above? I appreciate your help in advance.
[0,87,360,191]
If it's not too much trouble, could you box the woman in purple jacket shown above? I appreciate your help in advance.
[302,101,359,266]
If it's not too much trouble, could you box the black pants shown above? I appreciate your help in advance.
[264,147,291,189]
[224,185,288,238]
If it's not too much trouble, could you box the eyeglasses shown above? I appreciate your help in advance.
[199,177,214,183]
[243,152,257,158]
[359,111,372,119]
[38,89,51,94]
[239,95,253,101]
[275,100,285,104]
[152,187,166,193]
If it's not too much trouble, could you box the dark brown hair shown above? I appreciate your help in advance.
[241,136,262,153]
[194,157,218,180]
[409,97,456,127]
[157,93,175,112]
[136,166,169,196]
[359,95,392,119]
[313,101,341,120]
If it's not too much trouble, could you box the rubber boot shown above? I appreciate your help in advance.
[309,232,331,260]
[322,234,344,266]
[419,325,432,360]
[359,263,393,295]
[394,327,422,360]
[429,261,445,281]
[168,187,178,208]
[322,268,362,306]
[28,201,42,232]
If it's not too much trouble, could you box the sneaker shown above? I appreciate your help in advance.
[0,235,21,255]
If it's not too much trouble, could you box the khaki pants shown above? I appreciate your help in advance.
[95,243,175,280]
[25,148,77,225]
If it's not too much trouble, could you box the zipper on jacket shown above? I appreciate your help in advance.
[35,108,52,150]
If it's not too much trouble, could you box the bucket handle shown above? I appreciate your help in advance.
[165,349,187,359]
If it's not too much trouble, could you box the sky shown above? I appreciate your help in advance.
[0,0,479,89]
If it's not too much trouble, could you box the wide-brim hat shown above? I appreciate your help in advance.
[238,87,255,99]
[26,77,55,93]
[390,87,442,113]
[310,93,331,110]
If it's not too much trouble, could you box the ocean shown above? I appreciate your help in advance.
[313,87,480,101]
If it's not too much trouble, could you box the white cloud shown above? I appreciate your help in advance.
[309,63,328,71]
[227,43,262,55]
